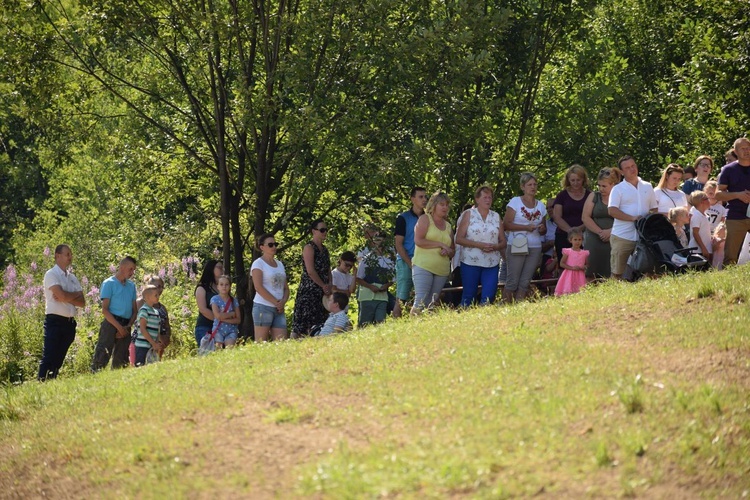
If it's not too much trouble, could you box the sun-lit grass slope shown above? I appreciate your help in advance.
[1,266,749,498]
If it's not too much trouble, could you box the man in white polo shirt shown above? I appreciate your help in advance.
[607,156,657,279]
[38,244,85,380]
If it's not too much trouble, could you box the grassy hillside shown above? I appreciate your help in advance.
[1,267,749,498]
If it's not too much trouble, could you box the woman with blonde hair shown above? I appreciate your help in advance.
[582,167,622,279]
[654,163,688,215]
[551,164,591,263]
[411,192,455,314]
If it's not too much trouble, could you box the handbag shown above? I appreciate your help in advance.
[145,348,160,364]
[511,233,529,255]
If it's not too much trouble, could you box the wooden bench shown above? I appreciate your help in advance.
[439,278,560,302]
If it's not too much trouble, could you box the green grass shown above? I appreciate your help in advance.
[1,267,750,498]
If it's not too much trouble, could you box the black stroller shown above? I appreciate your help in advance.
[627,213,709,279]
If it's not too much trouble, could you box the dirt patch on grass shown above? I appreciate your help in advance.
[154,394,391,499]
[0,392,389,499]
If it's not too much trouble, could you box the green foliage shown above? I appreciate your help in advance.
[1,0,749,293]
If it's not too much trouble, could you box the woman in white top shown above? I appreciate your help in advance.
[455,185,506,306]
[654,163,688,215]
[251,234,290,341]
[502,172,547,302]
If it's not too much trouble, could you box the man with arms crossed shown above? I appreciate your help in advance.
[716,137,750,265]
[38,244,85,381]
[394,187,427,315]
[91,256,138,371]
[607,156,657,279]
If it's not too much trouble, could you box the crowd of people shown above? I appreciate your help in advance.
[37,137,750,378]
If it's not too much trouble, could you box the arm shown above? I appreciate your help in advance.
[559,253,571,270]
[537,215,547,236]
[716,184,750,203]
[503,207,541,232]
[280,282,290,313]
[223,300,242,325]
[413,215,448,250]
[552,204,573,233]
[128,300,137,329]
[394,215,412,267]
[195,286,213,320]
[608,206,640,222]
[582,193,611,242]
[454,211,473,247]
[49,285,85,308]
[414,215,449,250]
[102,298,128,338]
[302,244,329,291]
[394,235,411,267]
[496,219,508,252]
[252,268,282,306]
[139,317,162,349]
[692,227,712,259]
[355,261,381,292]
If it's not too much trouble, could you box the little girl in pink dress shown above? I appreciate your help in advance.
[555,228,589,296]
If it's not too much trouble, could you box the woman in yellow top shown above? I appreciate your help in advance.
[411,192,455,314]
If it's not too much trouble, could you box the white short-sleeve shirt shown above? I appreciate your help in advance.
[654,188,688,214]
[506,197,547,248]
[705,202,727,233]
[608,178,657,241]
[251,258,287,307]
[689,207,712,253]
[44,264,82,317]
[331,268,354,292]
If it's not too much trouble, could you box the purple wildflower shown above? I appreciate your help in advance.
[43,246,50,257]
[30,261,38,272]
[109,264,117,274]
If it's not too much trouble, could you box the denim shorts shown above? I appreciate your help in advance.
[215,328,238,344]
[252,303,287,329]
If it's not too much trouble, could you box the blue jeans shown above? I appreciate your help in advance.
[194,324,211,348]
[460,263,499,306]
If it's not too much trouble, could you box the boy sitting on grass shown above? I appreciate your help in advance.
[317,292,352,337]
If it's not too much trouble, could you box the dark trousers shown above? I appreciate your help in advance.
[134,346,151,367]
[91,317,131,372]
[38,314,77,381]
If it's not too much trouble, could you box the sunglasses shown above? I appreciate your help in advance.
[264,242,279,248]
[315,227,329,233]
